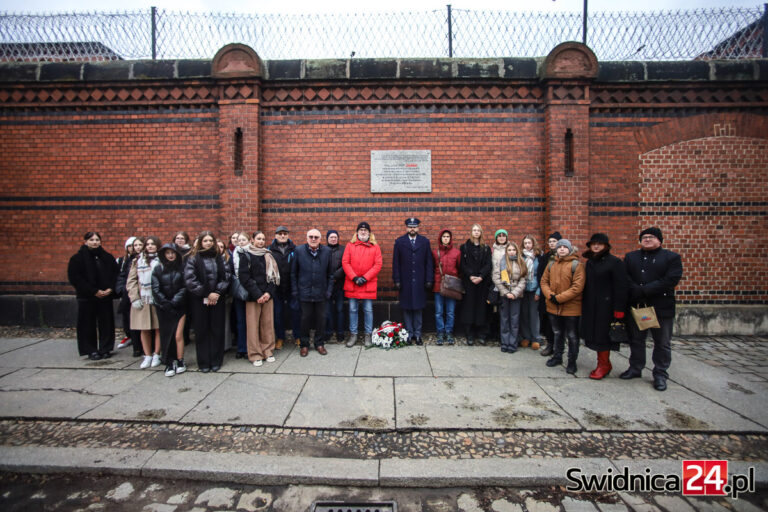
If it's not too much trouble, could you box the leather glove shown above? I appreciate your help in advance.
[354,277,367,286]
[131,300,143,310]
[425,282,434,290]
[614,311,625,319]
[394,282,401,290]
[549,294,560,305]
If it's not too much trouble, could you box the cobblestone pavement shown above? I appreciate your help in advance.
[1,473,766,512]
[672,336,768,383]
[1,420,766,462]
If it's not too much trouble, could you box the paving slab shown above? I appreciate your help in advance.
[0,338,135,370]
[426,345,567,378]
[0,337,46,355]
[141,449,379,486]
[395,376,579,430]
[355,345,432,377]
[0,368,124,419]
[285,375,394,429]
[0,445,154,476]
[535,377,766,432]
[181,373,307,425]
[379,457,612,487]
[648,349,768,430]
[80,371,228,422]
[275,344,360,376]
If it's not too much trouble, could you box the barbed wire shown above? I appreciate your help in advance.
[0,7,764,62]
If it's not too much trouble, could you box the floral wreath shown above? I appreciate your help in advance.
[370,321,409,349]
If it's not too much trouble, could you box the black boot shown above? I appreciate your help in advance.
[566,337,579,374]
[546,355,562,367]
[540,341,553,357]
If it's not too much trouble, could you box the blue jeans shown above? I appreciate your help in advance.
[233,298,247,354]
[520,291,541,342]
[325,287,346,337]
[434,292,456,334]
[273,293,301,341]
[348,298,373,335]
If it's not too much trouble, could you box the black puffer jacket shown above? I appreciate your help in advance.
[184,248,231,298]
[152,244,187,312]
[115,253,135,313]
[67,245,118,299]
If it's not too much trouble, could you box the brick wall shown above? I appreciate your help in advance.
[0,45,766,307]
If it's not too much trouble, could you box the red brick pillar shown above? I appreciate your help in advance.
[542,43,598,247]
[212,44,263,236]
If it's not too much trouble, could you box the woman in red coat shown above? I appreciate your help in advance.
[342,222,383,348]
[432,229,461,345]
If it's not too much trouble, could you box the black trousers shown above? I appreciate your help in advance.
[300,301,326,347]
[190,298,225,369]
[627,315,674,379]
[76,297,115,356]
[548,314,579,361]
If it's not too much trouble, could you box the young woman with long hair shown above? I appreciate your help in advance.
[67,231,118,361]
[520,234,542,350]
[493,242,527,353]
[459,223,492,345]
[115,236,137,351]
[126,236,162,369]
[230,231,252,359]
[152,243,188,376]
[432,229,461,345]
[184,231,231,372]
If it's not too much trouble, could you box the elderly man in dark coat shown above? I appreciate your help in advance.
[393,217,434,345]
[621,227,683,392]
[292,228,335,357]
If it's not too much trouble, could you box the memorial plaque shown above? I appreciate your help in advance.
[371,150,431,193]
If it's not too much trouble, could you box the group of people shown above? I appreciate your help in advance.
[68,219,682,391]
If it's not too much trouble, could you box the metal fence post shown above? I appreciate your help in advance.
[151,6,157,60]
[582,0,588,45]
[447,4,453,58]
[763,3,767,58]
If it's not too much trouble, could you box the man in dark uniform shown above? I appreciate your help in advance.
[621,227,683,391]
[392,217,434,345]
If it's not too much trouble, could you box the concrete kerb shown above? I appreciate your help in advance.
[1,445,766,488]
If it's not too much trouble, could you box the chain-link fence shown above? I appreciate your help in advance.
[0,6,765,62]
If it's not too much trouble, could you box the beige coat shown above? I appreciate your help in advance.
[126,259,159,330]
[492,258,526,299]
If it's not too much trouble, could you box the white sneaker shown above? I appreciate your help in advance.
[139,355,152,369]
[164,361,177,377]
[266,356,276,363]
[151,353,161,367]
[253,359,263,367]
[116,337,131,349]
[175,359,186,374]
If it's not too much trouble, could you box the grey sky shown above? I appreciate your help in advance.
[1,0,762,13]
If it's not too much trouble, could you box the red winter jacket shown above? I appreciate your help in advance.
[342,233,383,299]
[432,230,461,293]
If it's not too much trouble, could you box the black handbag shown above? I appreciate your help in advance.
[609,320,629,343]
[486,286,501,306]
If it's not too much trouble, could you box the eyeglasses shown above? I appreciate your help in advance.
[308,235,320,239]
[641,235,657,241]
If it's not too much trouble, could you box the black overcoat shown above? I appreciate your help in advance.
[581,250,628,351]
[67,245,118,299]
[624,247,683,319]
[291,244,334,303]
[459,240,492,325]
[392,234,434,310]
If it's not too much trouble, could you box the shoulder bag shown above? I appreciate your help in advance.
[438,247,464,301]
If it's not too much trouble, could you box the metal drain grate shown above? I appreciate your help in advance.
[310,501,397,512]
